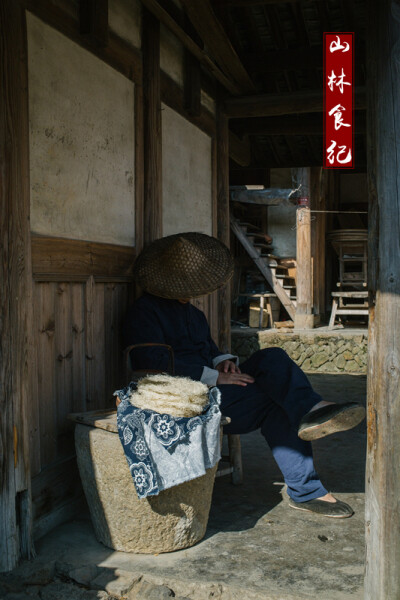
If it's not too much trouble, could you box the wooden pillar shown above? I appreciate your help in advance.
[311,167,326,321]
[216,99,231,352]
[0,0,34,571]
[142,8,162,245]
[294,167,314,329]
[365,0,400,597]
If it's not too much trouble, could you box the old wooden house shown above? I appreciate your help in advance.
[1,0,399,597]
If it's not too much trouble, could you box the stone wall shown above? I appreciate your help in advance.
[231,329,368,374]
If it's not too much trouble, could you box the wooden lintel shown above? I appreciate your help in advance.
[31,236,136,279]
[180,0,256,94]
[228,131,251,166]
[225,87,367,118]
[161,71,216,138]
[230,187,294,205]
[139,0,241,95]
[234,112,366,136]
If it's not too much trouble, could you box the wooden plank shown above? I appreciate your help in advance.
[0,0,34,569]
[71,283,86,413]
[79,0,109,47]
[135,83,145,256]
[179,0,256,94]
[32,236,136,279]
[216,100,231,353]
[24,0,142,83]
[143,8,162,245]
[85,276,96,412]
[37,283,57,468]
[365,1,400,597]
[294,168,313,329]
[224,87,367,118]
[139,0,241,95]
[93,283,106,408]
[29,285,41,478]
[55,283,74,458]
[32,455,83,540]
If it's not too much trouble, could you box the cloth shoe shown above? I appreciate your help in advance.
[288,497,354,518]
[298,401,365,441]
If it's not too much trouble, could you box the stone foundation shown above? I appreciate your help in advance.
[231,328,368,374]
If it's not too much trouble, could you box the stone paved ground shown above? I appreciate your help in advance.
[0,374,366,600]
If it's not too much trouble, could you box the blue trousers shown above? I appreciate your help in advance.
[219,348,328,502]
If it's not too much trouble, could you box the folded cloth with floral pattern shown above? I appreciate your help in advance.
[114,384,222,499]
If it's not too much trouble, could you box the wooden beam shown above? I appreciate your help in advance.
[139,0,241,95]
[294,168,313,329]
[216,98,231,353]
[31,236,136,279]
[143,9,162,245]
[365,0,400,597]
[161,71,216,138]
[0,0,34,571]
[180,0,256,94]
[233,113,366,136]
[225,87,367,118]
[79,0,109,47]
[135,84,145,256]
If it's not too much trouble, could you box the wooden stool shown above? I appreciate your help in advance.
[328,291,368,329]
[238,292,278,329]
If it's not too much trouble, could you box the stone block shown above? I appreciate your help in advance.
[75,424,218,554]
[68,565,101,586]
[334,354,346,370]
[91,569,141,597]
[302,358,312,371]
[129,581,174,599]
[343,351,354,360]
[345,360,359,372]
[311,352,329,368]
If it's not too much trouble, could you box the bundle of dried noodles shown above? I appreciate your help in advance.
[129,373,210,417]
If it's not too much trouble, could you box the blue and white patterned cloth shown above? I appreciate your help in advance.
[114,384,222,499]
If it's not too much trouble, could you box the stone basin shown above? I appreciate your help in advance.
[73,410,219,554]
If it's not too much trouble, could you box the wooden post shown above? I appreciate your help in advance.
[311,167,326,321]
[0,1,34,571]
[294,167,314,329]
[365,1,400,597]
[143,8,162,245]
[216,98,231,352]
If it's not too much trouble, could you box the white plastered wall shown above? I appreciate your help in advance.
[162,105,212,236]
[268,168,297,258]
[27,12,135,246]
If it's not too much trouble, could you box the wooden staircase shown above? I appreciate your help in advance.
[230,215,297,321]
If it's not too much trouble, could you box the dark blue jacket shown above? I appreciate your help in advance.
[123,294,222,381]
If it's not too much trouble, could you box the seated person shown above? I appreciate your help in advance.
[123,232,365,518]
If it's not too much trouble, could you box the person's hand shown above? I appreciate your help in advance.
[216,359,241,374]
[216,371,255,386]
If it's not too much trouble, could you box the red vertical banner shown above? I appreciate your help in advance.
[323,33,354,168]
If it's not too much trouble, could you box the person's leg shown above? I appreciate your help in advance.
[220,383,328,502]
[240,348,324,428]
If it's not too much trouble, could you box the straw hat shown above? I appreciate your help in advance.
[134,232,234,299]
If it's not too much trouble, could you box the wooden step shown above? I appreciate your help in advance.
[283,285,296,290]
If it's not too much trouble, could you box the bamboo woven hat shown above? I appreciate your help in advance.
[134,232,234,299]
